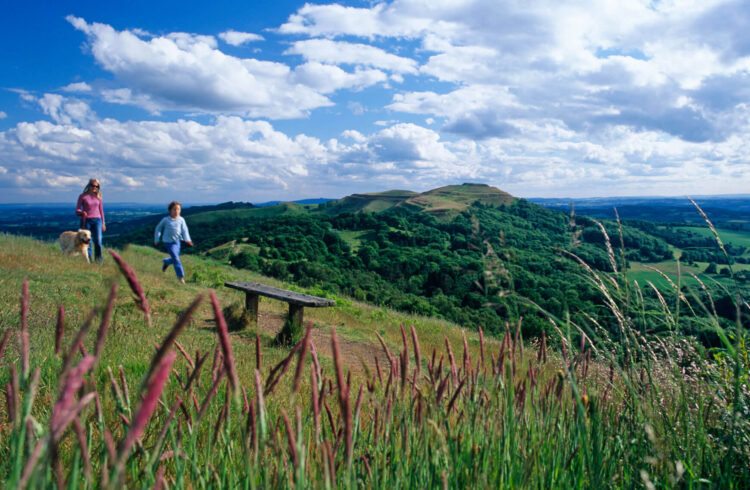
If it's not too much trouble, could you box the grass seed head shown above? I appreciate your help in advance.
[174,340,195,370]
[331,326,353,467]
[20,277,29,332]
[478,326,485,367]
[255,333,261,371]
[94,283,117,360]
[5,382,15,425]
[410,324,422,377]
[51,355,96,439]
[144,293,203,390]
[210,290,239,394]
[400,323,409,373]
[281,408,298,470]
[292,322,313,394]
[55,305,64,356]
[445,337,457,379]
[108,249,151,325]
[118,350,177,469]
[462,331,471,371]
[20,331,30,378]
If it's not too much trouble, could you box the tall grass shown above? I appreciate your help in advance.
[0,223,748,488]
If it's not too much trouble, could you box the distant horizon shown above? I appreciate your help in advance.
[1,191,749,208]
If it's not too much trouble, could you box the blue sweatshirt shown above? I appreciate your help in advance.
[154,216,192,244]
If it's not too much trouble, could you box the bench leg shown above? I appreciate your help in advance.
[276,304,305,345]
[288,304,304,333]
[244,293,259,329]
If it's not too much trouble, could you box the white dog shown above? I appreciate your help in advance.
[59,229,92,263]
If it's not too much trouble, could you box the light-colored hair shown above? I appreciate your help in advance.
[83,178,102,200]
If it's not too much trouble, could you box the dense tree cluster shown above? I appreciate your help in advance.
[172,200,684,336]
[624,220,748,264]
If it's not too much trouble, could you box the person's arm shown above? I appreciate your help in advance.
[75,194,85,217]
[154,218,165,246]
[182,218,193,246]
[99,199,106,231]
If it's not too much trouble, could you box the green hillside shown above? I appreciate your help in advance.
[186,201,309,224]
[400,183,515,220]
[115,186,749,348]
[320,189,418,214]
[2,232,748,487]
[319,183,515,221]
[0,233,487,382]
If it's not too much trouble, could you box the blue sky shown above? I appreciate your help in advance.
[1,0,749,203]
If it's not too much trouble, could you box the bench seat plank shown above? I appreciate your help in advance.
[225,281,335,307]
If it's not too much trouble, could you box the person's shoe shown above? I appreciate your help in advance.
[178,277,185,284]
[162,261,168,272]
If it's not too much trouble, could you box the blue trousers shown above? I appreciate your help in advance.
[163,241,184,278]
[85,218,103,263]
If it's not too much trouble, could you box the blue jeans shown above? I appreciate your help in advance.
[163,241,184,278]
[86,218,103,263]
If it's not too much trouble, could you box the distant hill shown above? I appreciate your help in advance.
[254,198,334,207]
[321,183,514,221]
[180,201,255,216]
[529,195,750,212]
[182,202,310,226]
[0,201,257,240]
[530,195,750,230]
[319,189,418,214]
[400,183,515,220]
[106,201,256,238]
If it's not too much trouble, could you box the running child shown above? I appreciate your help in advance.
[154,201,193,284]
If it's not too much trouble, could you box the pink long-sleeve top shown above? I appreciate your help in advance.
[76,193,104,224]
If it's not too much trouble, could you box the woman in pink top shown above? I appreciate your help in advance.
[75,178,106,263]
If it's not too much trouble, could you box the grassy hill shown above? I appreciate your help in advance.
[186,202,310,225]
[320,183,514,221]
[1,233,748,487]
[400,183,515,220]
[0,233,492,385]
[321,189,419,214]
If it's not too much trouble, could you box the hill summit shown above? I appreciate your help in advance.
[325,183,515,220]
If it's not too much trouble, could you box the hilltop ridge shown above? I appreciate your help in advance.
[322,183,514,221]
[400,183,515,219]
[321,189,419,214]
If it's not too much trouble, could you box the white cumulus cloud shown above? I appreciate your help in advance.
[66,16,332,119]
[26,93,95,125]
[218,30,264,46]
[293,63,387,94]
[280,0,750,147]
[2,104,749,201]
[278,1,453,39]
[0,113,329,199]
[61,82,92,93]
[285,39,418,74]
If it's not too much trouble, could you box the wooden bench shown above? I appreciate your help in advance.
[224,281,335,338]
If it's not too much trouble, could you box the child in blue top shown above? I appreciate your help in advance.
[154,201,193,284]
